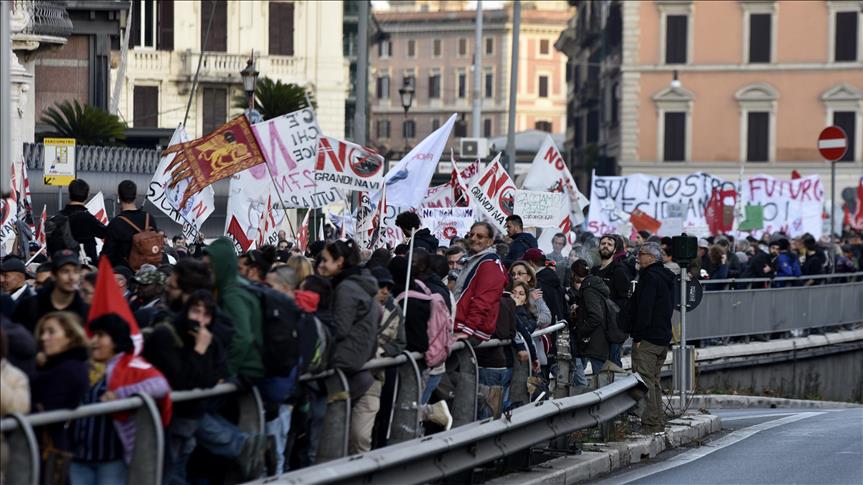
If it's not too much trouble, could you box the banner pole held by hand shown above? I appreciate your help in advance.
[402,226,417,318]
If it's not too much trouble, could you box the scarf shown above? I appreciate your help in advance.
[453,247,498,300]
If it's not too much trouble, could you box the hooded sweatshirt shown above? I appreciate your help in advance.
[204,238,265,380]
[573,275,611,361]
[329,266,381,374]
[504,232,538,266]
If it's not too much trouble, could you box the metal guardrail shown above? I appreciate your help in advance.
[699,271,863,287]
[0,324,566,485]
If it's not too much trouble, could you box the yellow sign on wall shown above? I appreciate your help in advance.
[43,137,76,186]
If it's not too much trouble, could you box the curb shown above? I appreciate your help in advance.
[486,414,721,485]
[668,394,862,409]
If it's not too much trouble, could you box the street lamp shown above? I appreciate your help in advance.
[399,79,415,155]
[240,54,259,112]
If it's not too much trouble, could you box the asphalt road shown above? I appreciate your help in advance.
[596,408,863,485]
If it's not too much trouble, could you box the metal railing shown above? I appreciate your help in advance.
[1,324,567,485]
[11,0,73,38]
[23,143,162,174]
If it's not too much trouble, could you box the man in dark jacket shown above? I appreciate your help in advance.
[395,211,439,253]
[629,242,674,434]
[570,259,610,374]
[59,178,107,264]
[102,180,159,268]
[504,215,537,265]
[801,237,826,286]
[11,250,89,332]
[591,234,633,366]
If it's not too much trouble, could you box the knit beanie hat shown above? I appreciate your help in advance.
[88,313,133,354]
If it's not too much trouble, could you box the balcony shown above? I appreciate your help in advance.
[10,0,73,50]
[23,142,161,174]
[180,51,306,84]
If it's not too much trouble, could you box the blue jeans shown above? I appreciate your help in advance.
[570,357,588,387]
[586,358,605,376]
[165,417,200,485]
[69,460,127,485]
[297,389,328,468]
[195,412,248,458]
[421,373,444,405]
[257,371,298,404]
[265,404,293,474]
[478,367,512,418]
[609,343,622,367]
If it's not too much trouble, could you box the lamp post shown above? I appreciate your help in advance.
[399,80,415,156]
[240,54,259,113]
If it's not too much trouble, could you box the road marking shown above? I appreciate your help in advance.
[720,413,798,422]
[596,412,826,485]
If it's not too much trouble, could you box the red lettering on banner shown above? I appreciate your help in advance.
[543,146,565,171]
[315,138,344,172]
[478,163,511,199]
[265,121,298,172]
[190,200,209,219]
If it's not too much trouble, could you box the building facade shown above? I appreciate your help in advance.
[559,0,863,201]
[368,2,569,158]
[112,0,347,140]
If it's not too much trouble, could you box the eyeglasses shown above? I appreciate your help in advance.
[510,271,528,277]
[467,232,489,240]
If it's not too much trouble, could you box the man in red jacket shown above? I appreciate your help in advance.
[453,222,507,342]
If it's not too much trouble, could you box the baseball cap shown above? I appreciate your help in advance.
[51,250,81,271]
[523,248,546,263]
[134,265,166,286]
[0,257,27,275]
[113,265,135,283]
[697,238,709,249]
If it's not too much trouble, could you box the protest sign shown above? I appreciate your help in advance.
[468,154,516,233]
[315,137,385,192]
[744,174,823,237]
[251,108,341,208]
[523,135,589,225]
[148,126,215,241]
[513,190,569,228]
[43,138,76,186]
[0,164,18,254]
[85,192,109,257]
[422,159,482,208]
[418,207,475,245]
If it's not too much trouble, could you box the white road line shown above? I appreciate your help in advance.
[720,413,798,422]
[596,412,826,485]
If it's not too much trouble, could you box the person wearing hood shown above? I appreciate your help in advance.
[569,260,610,375]
[503,215,538,266]
[628,242,674,434]
[395,211,439,254]
[30,312,90,453]
[317,238,381,454]
[453,222,507,342]
[203,237,265,381]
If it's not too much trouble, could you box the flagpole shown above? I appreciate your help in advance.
[402,227,417,318]
[183,1,217,128]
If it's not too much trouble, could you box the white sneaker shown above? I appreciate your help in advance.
[427,400,453,431]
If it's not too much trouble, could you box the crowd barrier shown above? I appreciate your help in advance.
[0,324,564,485]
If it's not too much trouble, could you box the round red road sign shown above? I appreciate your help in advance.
[818,126,848,161]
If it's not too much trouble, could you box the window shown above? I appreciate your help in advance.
[835,11,859,62]
[483,118,492,137]
[485,37,494,55]
[376,120,390,139]
[454,116,467,137]
[403,120,416,138]
[376,74,390,99]
[833,111,857,162]
[433,39,441,57]
[457,71,467,99]
[610,82,619,124]
[130,0,172,49]
[403,70,415,89]
[746,112,769,162]
[748,13,771,63]
[665,14,688,64]
[133,86,158,127]
[539,38,550,55]
[202,87,226,135]
[407,39,416,58]
[587,111,599,143]
[538,75,549,98]
[378,40,392,58]
[663,112,686,161]
[431,118,440,131]
[458,38,467,57]
[428,71,441,99]
[484,71,493,98]
[269,2,295,56]
[201,0,227,52]
[535,121,552,133]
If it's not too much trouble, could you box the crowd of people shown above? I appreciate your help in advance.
[1,177,861,484]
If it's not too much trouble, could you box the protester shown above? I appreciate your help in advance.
[239,248,275,284]
[508,260,552,370]
[102,180,159,269]
[395,211,439,253]
[704,244,729,290]
[510,281,542,375]
[113,265,134,300]
[286,254,314,281]
[130,265,165,327]
[548,233,569,283]
[0,328,30,416]
[765,238,800,287]
[0,303,37,378]
[316,238,380,454]
[569,260,610,375]
[590,235,632,366]
[453,222,507,342]
[628,242,674,434]
[58,179,108,264]
[34,263,53,290]
[522,248,568,325]
[12,250,89,332]
[801,236,826,285]
[1,256,34,302]
[503,215,537,265]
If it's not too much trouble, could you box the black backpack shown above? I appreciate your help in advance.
[298,312,331,374]
[247,284,304,377]
[602,296,628,344]
[45,213,78,254]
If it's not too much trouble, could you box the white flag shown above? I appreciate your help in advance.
[148,125,215,240]
[380,113,457,208]
[523,134,589,225]
[467,153,516,233]
[85,192,110,257]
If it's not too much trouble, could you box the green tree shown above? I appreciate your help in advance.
[40,100,127,146]
[232,77,316,121]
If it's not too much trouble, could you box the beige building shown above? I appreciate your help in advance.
[111,0,347,140]
[369,2,570,158]
[620,1,862,194]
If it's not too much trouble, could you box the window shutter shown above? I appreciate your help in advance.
[538,76,549,97]
[158,1,174,51]
[746,112,769,162]
[129,1,141,48]
[202,87,227,135]
[835,11,858,62]
[665,15,688,64]
[133,86,159,128]
[663,112,686,161]
[833,111,856,162]
[749,14,771,63]
[202,1,227,52]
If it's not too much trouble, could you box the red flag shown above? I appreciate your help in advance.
[227,215,253,253]
[630,209,661,234]
[854,177,863,230]
[297,210,311,252]
[791,169,802,180]
[87,256,142,354]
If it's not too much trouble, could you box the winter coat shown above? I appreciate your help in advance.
[772,251,801,288]
[536,266,567,323]
[30,346,89,451]
[420,273,452,313]
[377,298,407,358]
[204,237,265,380]
[11,283,90,333]
[395,281,431,353]
[59,203,107,264]
[476,295,517,368]
[504,232,538,266]
[514,306,538,363]
[453,248,507,341]
[591,259,633,306]
[572,275,610,362]
[412,228,440,254]
[330,266,381,374]
[102,208,159,269]
[0,358,30,415]
[802,249,826,284]
[628,262,674,347]
[0,316,36,378]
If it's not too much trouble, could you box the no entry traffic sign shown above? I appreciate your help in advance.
[818,126,848,161]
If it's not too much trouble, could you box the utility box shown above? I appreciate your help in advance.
[460,138,490,159]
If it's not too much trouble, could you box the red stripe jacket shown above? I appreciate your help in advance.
[454,253,507,341]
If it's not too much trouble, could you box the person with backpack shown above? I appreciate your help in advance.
[316,239,381,454]
[52,179,107,264]
[102,180,162,270]
[590,234,633,367]
[570,259,611,376]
